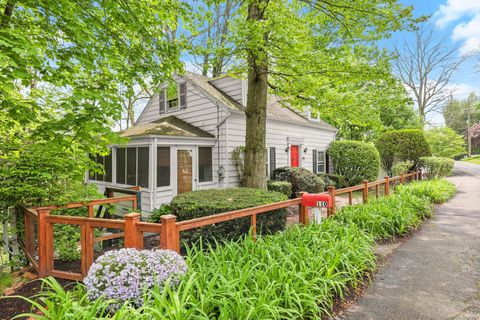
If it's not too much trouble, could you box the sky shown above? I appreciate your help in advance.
[385,0,480,126]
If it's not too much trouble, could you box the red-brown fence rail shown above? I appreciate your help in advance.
[18,170,423,280]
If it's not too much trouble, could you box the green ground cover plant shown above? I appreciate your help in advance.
[17,179,456,319]
[332,192,432,241]
[397,179,456,204]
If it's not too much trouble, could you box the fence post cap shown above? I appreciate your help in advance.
[327,185,335,191]
[124,212,141,219]
[384,176,390,179]
[160,214,177,221]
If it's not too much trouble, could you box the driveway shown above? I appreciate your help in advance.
[338,163,480,320]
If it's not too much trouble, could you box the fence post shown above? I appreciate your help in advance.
[327,186,336,216]
[124,212,142,249]
[160,214,179,253]
[298,192,308,225]
[418,169,423,180]
[384,176,390,195]
[362,180,369,203]
[400,173,405,184]
[250,214,257,242]
[37,208,50,277]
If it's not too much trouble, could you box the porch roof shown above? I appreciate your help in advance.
[120,116,214,138]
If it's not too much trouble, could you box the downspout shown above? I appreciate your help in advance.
[152,137,157,210]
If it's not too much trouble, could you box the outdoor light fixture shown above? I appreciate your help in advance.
[303,147,308,153]
[285,146,289,152]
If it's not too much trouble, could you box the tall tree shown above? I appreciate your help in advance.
[228,0,420,188]
[393,25,466,126]
[0,0,186,210]
[190,0,238,77]
[443,93,480,133]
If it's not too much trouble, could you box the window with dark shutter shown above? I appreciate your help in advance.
[312,149,317,174]
[179,82,187,109]
[159,89,166,114]
[269,147,276,177]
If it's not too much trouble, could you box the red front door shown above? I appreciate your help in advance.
[290,145,299,167]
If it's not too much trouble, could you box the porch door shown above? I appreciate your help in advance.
[290,145,300,167]
[177,149,193,194]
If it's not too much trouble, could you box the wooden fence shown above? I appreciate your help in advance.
[18,171,422,280]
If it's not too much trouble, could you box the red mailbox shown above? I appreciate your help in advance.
[302,193,332,208]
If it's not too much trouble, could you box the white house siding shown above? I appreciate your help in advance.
[209,76,244,105]
[225,112,336,187]
[136,77,234,208]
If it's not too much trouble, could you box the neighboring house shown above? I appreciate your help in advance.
[88,72,337,213]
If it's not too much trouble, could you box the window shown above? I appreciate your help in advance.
[89,153,112,183]
[265,147,276,178]
[157,147,170,187]
[198,147,213,182]
[166,82,178,110]
[315,150,325,173]
[116,147,150,188]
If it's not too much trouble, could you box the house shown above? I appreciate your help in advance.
[87,72,337,213]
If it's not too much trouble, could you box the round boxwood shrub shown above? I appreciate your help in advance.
[170,188,288,246]
[267,180,293,198]
[420,156,454,178]
[271,167,324,197]
[327,140,380,186]
[376,129,431,174]
[84,248,187,309]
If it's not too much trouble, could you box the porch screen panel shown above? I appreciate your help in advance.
[157,147,170,187]
[126,147,137,185]
[104,153,112,182]
[116,148,126,184]
[198,147,213,182]
[137,147,149,188]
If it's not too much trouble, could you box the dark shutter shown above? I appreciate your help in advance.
[312,149,317,174]
[269,147,276,177]
[326,152,330,174]
[159,89,165,114]
[179,82,187,109]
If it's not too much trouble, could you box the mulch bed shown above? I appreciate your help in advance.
[1,277,75,320]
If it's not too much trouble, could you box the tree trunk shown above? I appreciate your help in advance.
[243,0,268,189]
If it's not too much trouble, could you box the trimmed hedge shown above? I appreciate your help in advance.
[376,129,431,174]
[169,188,288,246]
[327,140,380,186]
[420,156,455,179]
[272,166,324,197]
[267,180,293,198]
[391,160,414,176]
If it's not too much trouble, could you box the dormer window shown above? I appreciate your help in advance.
[307,106,320,122]
[159,81,187,114]
[166,82,179,110]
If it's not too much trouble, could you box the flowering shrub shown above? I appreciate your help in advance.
[84,248,187,309]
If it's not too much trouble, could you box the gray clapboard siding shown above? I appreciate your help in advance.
[225,113,336,187]
[209,76,244,105]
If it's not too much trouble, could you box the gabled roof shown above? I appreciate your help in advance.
[183,71,336,131]
[120,115,214,138]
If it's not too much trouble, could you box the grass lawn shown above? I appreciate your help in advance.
[462,156,480,165]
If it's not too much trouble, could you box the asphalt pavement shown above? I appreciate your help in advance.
[339,162,480,320]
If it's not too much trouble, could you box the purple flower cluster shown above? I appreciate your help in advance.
[84,248,187,308]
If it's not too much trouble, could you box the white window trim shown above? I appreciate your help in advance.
[164,82,181,112]
[316,150,326,174]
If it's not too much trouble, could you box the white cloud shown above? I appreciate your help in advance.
[435,0,480,54]
[446,82,480,99]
